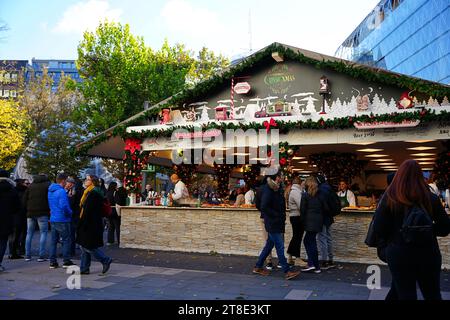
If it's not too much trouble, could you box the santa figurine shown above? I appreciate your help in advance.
[397,91,414,109]
[160,108,172,124]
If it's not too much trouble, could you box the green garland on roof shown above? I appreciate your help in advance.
[76,43,450,155]
[121,109,449,140]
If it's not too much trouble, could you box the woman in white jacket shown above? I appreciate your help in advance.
[287,176,306,266]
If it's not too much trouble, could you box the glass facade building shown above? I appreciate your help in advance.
[335,0,450,84]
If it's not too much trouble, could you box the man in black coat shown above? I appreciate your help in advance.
[23,174,51,261]
[0,169,20,272]
[8,179,29,259]
[253,171,300,280]
[317,175,338,270]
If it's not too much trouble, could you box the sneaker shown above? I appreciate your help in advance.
[288,257,295,266]
[314,269,322,274]
[285,270,301,280]
[80,269,90,275]
[265,262,274,270]
[25,257,32,262]
[295,259,308,267]
[276,264,283,269]
[301,266,316,273]
[62,261,76,268]
[102,258,112,274]
[320,261,330,270]
[253,267,270,276]
[49,262,59,269]
[106,242,114,246]
[326,260,336,269]
[37,258,47,262]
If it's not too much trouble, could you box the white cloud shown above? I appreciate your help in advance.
[161,0,227,46]
[52,0,122,35]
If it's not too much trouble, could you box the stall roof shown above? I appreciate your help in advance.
[77,42,450,159]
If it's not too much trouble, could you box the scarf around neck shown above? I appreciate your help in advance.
[267,177,280,192]
[79,185,95,218]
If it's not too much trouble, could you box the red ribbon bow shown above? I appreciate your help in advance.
[263,118,277,133]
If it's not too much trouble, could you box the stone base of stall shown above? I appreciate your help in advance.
[120,207,450,268]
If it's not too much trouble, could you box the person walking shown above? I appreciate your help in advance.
[106,182,121,246]
[287,176,306,267]
[8,179,29,259]
[48,173,75,269]
[253,171,300,280]
[373,160,450,300]
[77,175,112,275]
[0,169,20,272]
[24,174,51,262]
[300,176,324,273]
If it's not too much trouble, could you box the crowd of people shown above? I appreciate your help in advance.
[0,170,127,274]
[252,161,450,300]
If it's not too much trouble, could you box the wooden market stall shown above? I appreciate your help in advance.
[78,43,450,266]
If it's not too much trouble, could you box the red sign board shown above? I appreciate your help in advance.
[233,82,251,94]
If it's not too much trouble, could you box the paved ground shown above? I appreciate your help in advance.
[1,238,450,300]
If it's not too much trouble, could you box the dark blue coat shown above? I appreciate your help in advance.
[260,183,286,234]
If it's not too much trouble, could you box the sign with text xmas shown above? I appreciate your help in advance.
[353,119,420,130]
[233,82,251,94]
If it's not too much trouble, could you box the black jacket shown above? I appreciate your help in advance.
[15,184,28,224]
[76,188,104,250]
[373,193,450,250]
[300,192,324,233]
[115,187,128,206]
[0,180,20,238]
[260,183,286,234]
[318,182,335,227]
[68,182,84,219]
[23,175,51,218]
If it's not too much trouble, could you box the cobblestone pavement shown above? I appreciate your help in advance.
[1,243,449,300]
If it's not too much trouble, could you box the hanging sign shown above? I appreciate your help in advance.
[233,82,251,94]
[353,119,420,130]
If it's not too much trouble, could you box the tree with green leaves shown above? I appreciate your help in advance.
[75,21,229,134]
[20,71,90,180]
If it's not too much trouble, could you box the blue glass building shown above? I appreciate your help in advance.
[335,0,450,84]
[30,59,81,91]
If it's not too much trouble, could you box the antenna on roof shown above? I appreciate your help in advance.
[248,9,252,54]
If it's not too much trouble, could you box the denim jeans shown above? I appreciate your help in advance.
[25,216,49,259]
[0,237,8,265]
[50,222,72,264]
[70,218,79,256]
[80,246,111,272]
[304,231,319,269]
[318,224,333,261]
[255,232,290,273]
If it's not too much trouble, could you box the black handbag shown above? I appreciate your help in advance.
[365,217,378,247]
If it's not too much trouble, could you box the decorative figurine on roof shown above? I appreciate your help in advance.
[397,91,415,109]
[255,100,291,118]
[352,88,370,111]
[182,107,197,122]
[159,108,173,125]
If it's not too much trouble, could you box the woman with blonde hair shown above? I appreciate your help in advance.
[300,176,324,273]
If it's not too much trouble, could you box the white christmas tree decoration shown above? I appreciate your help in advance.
[300,96,318,114]
[441,96,450,106]
[388,98,397,109]
[372,93,381,108]
[432,98,440,107]
[427,96,435,107]
[348,95,358,111]
[413,96,419,105]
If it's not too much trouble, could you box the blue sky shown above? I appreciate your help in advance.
[0,0,380,61]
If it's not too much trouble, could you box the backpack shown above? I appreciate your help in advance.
[255,186,264,211]
[400,206,434,246]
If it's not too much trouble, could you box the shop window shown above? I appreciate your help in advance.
[3,73,10,83]
[11,73,18,82]
[3,89,9,97]
[10,90,17,97]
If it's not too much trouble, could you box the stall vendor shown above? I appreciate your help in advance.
[169,174,189,205]
[337,180,356,207]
